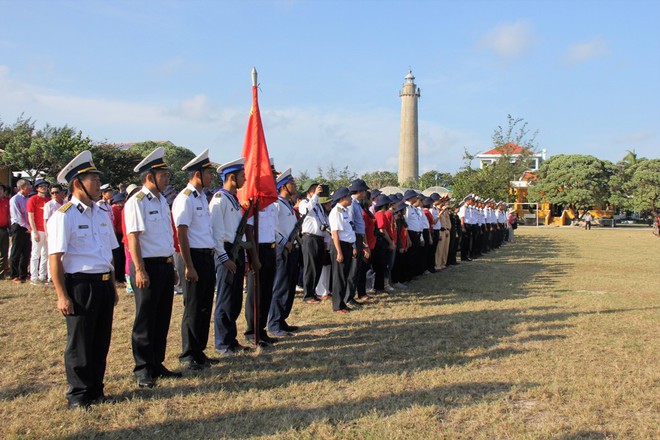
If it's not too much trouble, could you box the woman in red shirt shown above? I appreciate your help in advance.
[373,195,395,293]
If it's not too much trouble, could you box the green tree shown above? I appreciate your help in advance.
[528,154,613,215]
[418,170,454,190]
[129,141,196,189]
[608,151,646,213]
[361,170,398,189]
[0,117,93,181]
[89,143,143,187]
[630,158,660,214]
[306,164,357,191]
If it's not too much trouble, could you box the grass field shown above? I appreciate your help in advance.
[1,226,658,439]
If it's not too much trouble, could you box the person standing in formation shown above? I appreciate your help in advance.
[47,150,119,409]
[209,157,251,355]
[329,187,356,314]
[124,147,182,388]
[298,180,328,304]
[9,179,32,283]
[172,149,219,370]
[0,184,11,280]
[27,179,51,285]
[269,169,301,337]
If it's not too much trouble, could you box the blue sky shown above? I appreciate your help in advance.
[1,0,658,176]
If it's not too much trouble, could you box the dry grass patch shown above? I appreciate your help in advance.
[0,226,658,439]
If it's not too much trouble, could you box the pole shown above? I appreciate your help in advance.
[253,198,260,346]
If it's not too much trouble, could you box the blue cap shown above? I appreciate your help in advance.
[375,195,392,209]
[331,186,351,202]
[403,189,418,200]
[34,179,50,188]
[348,178,369,192]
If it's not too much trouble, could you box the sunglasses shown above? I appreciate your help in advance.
[51,191,61,195]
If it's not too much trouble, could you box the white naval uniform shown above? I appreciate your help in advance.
[48,195,119,274]
[329,204,356,244]
[172,183,214,249]
[123,187,175,258]
[209,189,244,264]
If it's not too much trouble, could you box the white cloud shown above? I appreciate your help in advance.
[0,64,473,180]
[479,20,537,59]
[564,38,608,65]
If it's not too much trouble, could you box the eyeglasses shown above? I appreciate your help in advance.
[51,191,61,195]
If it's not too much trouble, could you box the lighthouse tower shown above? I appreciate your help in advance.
[398,69,420,185]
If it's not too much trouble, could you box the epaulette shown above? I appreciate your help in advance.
[214,192,222,198]
[183,189,192,196]
[136,192,146,201]
[58,202,73,213]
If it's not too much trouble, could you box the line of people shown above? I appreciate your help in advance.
[42,147,514,409]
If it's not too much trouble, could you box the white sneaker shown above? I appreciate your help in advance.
[384,284,395,292]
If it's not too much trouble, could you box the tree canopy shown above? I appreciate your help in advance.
[528,154,613,213]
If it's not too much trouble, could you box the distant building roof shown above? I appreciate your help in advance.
[479,143,530,156]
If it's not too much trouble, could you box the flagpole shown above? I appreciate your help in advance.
[252,67,260,347]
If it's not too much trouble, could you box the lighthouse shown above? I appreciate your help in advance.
[398,69,420,184]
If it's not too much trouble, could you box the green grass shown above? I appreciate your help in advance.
[0,226,658,439]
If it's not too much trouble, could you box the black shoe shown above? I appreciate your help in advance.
[232,342,255,353]
[270,329,293,337]
[154,365,183,378]
[260,333,279,344]
[180,359,206,371]
[347,299,363,309]
[246,334,273,347]
[215,347,237,355]
[137,375,156,388]
[283,324,299,332]
[68,399,91,410]
[202,355,220,365]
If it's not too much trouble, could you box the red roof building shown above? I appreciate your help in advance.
[475,143,546,170]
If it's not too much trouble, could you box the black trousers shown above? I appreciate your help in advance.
[460,225,472,261]
[269,245,300,332]
[345,233,364,303]
[180,250,216,364]
[423,229,434,272]
[245,243,276,337]
[214,246,245,351]
[0,227,8,278]
[113,235,126,283]
[372,238,388,291]
[331,240,354,311]
[407,231,422,278]
[10,224,30,280]
[64,277,115,405]
[448,229,459,264]
[301,234,324,301]
[130,259,174,377]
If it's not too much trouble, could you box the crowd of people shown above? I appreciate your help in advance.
[0,147,517,409]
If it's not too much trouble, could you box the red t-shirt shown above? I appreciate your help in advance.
[362,210,376,250]
[0,198,10,228]
[112,205,123,234]
[375,210,396,241]
[26,194,48,232]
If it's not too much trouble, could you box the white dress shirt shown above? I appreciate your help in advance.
[172,183,214,249]
[329,204,356,243]
[247,202,279,244]
[404,202,423,232]
[124,187,175,258]
[299,194,329,236]
[47,195,119,274]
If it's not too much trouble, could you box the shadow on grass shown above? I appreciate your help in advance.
[66,381,537,439]
[387,232,576,305]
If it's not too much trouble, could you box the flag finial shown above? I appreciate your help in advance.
[252,67,257,86]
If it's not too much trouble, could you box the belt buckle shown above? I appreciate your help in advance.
[271,242,276,249]
[102,273,110,281]
[166,256,174,264]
